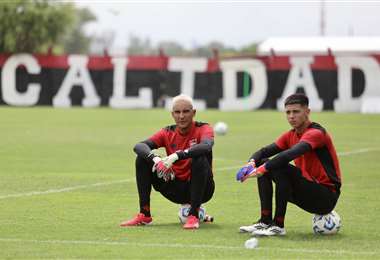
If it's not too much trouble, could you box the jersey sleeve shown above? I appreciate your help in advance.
[301,129,325,149]
[275,132,290,150]
[148,129,166,148]
[200,124,214,141]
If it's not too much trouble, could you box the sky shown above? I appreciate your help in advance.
[73,1,380,54]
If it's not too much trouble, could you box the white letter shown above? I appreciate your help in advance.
[277,57,323,111]
[1,54,41,106]
[219,59,267,111]
[165,57,207,110]
[109,57,152,109]
[334,57,380,112]
[53,55,100,107]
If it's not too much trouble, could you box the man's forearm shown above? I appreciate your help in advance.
[249,143,282,165]
[265,141,312,170]
[176,139,214,160]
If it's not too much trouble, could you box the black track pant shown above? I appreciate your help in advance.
[135,155,215,216]
[258,164,340,224]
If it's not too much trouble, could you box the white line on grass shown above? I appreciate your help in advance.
[337,147,380,156]
[0,147,377,200]
[0,179,133,200]
[0,238,378,256]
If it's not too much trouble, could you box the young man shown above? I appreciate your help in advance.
[120,94,215,229]
[237,93,342,236]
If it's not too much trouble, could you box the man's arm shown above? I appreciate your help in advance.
[265,141,312,170]
[249,143,282,166]
[176,138,214,160]
[133,140,159,160]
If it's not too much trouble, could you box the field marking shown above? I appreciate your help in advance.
[0,179,133,200]
[214,157,242,163]
[0,238,378,256]
[0,147,377,201]
[337,147,380,156]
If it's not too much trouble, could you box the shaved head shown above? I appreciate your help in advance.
[171,94,194,111]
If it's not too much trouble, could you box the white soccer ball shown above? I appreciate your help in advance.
[312,210,341,235]
[244,237,259,249]
[178,204,206,224]
[214,121,228,136]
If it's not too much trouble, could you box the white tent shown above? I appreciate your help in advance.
[257,37,380,56]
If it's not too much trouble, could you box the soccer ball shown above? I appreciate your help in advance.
[214,122,228,136]
[178,204,206,224]
[312,210,341,235]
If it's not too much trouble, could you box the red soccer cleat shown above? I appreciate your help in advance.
[120,213,153,227]
[183,215,200,229]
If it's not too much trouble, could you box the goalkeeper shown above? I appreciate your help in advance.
[120,94,215,229]
[237,93,342,236]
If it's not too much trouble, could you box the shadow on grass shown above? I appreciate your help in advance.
[253,231,345,242]
[148,222,224,230]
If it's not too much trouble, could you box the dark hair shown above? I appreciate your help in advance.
[284,93,309,107]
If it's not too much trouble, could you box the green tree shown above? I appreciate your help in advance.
[62,7,96,54]
[0,0,75,53]
[157,41,185,56]
[239,42,258,55]
[127,34,155,55]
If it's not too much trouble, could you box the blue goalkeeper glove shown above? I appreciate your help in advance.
[236,160,256,182]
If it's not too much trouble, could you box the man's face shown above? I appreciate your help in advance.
[171,100,196,132]
[285,103,310,129]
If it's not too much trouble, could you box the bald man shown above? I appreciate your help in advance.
[120,94,215,229]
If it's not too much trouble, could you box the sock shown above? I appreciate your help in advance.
[274,216,284,228]
[189,207,199,218]
[261,209,272,224]
[140,205,151,217]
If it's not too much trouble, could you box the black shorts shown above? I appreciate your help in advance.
[273,164,340,215]
[153,176,215,205]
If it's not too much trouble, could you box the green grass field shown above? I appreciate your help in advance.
[1,107,380,259]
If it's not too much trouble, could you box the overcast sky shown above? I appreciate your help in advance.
[74,1,380,53]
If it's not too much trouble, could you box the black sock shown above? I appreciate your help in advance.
[274,216,284,228]
[260,209,272,224]
[140,205,151,217]
[189,207,199,218]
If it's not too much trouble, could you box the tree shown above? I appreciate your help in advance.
[0,0,76,54]
[127,34,155,55]
[157,41,185,56]
[62,7,97,54]
[239,43,258,55]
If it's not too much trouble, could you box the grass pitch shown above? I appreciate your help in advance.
[0,107,379,259]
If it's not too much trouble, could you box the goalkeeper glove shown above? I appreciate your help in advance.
[153,158,175,182]
[236,160,268,182]
[162,152,179,168]
[151,156,162,172]
[236,159,256,182]
[151,155,176,182]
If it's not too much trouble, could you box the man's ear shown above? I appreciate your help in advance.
[193,109,196,117]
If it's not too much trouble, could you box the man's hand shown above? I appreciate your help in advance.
[236,160,267,182]
[161,153,179,168]
[236,160,256,182]
[152,156,175,182]
[152,156,163,172]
